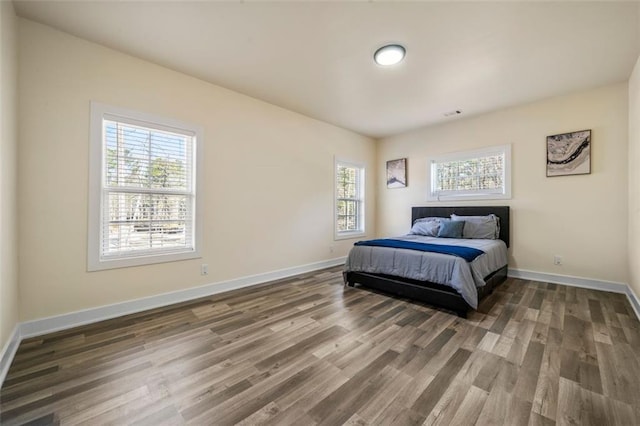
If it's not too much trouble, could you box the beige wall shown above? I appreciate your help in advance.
[629,57,640,299]
[17,19,376,321]
[0,2,19,350]
[377,84,629,284]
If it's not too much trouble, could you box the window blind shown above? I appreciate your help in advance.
[428,145,511,201]
[434,153,504,195]
[101,118,195,259]
[336,162,364,234]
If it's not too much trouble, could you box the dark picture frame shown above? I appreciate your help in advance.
[546,129,591,177]
[386,158,407,188]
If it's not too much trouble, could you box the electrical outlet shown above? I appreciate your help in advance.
[329,245,334,253]
[201,263,209,275]
[553,255,562,266]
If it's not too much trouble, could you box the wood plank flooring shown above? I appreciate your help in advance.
[1,267,639,425]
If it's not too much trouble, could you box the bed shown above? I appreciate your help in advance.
[343,206,509,318]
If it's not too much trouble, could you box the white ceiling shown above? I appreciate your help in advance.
[13,1,640,138]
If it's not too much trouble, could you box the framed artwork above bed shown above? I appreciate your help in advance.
[546,129,591,177]
[386,158,407,188]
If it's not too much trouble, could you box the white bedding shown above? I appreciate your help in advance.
[344,235,508,309]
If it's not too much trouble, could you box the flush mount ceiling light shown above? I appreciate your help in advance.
[374,44,406,66]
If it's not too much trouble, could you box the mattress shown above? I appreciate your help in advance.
[344,235,508,309]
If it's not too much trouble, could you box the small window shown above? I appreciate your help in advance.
[335,159,365,239]
[88,102,202,271]
[428,144,511,201]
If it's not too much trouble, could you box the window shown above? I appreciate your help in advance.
[428,144,511,201]
[88,102,202,271]
[335,159,365,239]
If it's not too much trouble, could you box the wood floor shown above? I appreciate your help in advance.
[1,267,639,426]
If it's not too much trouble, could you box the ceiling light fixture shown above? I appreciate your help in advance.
[374,44,406,66]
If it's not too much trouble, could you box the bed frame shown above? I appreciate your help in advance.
[344,206,510,318]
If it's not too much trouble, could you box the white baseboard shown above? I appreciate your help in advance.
[0,325,21,387]
[20,256,346,339]
[508,268,640,320]
[625,285,640,321]
[507,268,628,293]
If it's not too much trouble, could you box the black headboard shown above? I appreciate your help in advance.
[411,206,510,247]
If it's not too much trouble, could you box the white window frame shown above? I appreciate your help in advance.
[427,144,511,201]
[88,102,203,271]
[334,158,365,240]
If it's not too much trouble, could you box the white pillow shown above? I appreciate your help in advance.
[413,216,445,224]
[409,220,440,237]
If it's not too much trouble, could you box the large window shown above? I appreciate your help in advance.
[88,102,202,271]
[428,144,511,201]
[335,159,365,239]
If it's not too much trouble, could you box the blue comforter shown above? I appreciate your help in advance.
[354,238,485,262]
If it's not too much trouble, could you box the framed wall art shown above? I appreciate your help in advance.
[546,129,591,177]
[386,158,407,188]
